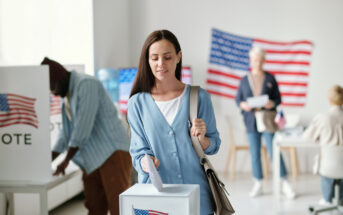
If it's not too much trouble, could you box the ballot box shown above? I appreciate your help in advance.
[120,184,200,215]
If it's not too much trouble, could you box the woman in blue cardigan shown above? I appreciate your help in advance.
[235,46,295,199]
[127,30,221,215]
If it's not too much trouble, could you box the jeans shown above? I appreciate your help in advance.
[321,176,343,202]
[247,132,287,180]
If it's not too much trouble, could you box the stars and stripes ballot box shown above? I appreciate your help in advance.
[119,184,200,215]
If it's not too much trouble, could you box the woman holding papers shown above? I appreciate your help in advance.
[127,30,221,215]
[302,85,343,205]
[235,46,295,199]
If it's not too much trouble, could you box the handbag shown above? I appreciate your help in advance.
[255,110,278,133]
[189,86,235,215]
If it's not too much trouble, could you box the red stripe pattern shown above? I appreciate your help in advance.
[0,93,38,128]
[133,208,168,215]
[181,66,192,85]
[207,28,314,106]
[50,94,62,115]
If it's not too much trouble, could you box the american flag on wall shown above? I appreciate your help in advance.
[207,28,314,106]
[133,207,168,215]
[0,93,38,128]
[119,68,138,114]
[50,94,62,115]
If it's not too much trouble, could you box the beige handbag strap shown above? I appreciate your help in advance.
[189,86,219,176]
[189,86,206,160]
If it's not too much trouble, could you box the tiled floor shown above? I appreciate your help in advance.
[50,173,343,215]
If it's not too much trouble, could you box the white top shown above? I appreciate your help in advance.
[155,86,187,126]
[302,105,343,146]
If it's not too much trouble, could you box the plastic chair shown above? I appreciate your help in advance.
[309,146,343,214]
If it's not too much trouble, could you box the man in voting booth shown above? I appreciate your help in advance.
[41,57,132,215]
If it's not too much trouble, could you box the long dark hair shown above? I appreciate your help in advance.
[129,30,182,98]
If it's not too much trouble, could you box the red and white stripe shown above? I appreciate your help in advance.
[254,39,313,106]
[148,209,168,215]
[181,66,192,85]
[50,94,62,115]
[119,99,128,114]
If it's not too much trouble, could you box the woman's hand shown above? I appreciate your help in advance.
[264,100,275,109]
[141,154,160,173]
[191,118,210,150]
[240,101,252,112]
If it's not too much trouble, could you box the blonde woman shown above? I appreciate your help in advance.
[235,46,295,198]
[303,85,343,205]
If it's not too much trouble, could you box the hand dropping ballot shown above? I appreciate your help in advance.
[145,154,163,191]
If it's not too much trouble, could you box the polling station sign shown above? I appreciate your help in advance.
[0,66,51,182]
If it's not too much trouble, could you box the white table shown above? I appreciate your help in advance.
[272,132,318,210]
[0,169,82,215]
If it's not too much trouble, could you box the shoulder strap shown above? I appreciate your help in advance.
[247,73,256,96]
[189,86,199,121]
[189,86,206,159]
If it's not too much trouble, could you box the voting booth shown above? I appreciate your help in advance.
[120,184,200,215]
[0,66,51,182]
[0,65,85,215]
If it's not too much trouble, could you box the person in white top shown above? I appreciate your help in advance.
[155,86,187,126]
[303,85,343,205]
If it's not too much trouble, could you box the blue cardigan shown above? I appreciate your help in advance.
[127,85,221,215]
[235,72,281,133]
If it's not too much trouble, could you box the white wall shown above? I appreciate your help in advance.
[93,0,131,70]
[0,0,94,74]
[126,0,343,173]
[0,1,94,213]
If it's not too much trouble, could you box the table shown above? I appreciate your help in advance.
[0,169,82,215]
[272,132,318,209]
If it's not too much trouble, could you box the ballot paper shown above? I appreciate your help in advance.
[247,95,269,108]
[146,154,163,191]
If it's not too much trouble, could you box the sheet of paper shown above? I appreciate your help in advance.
[247,95,269,108]
[146,154,163,191]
